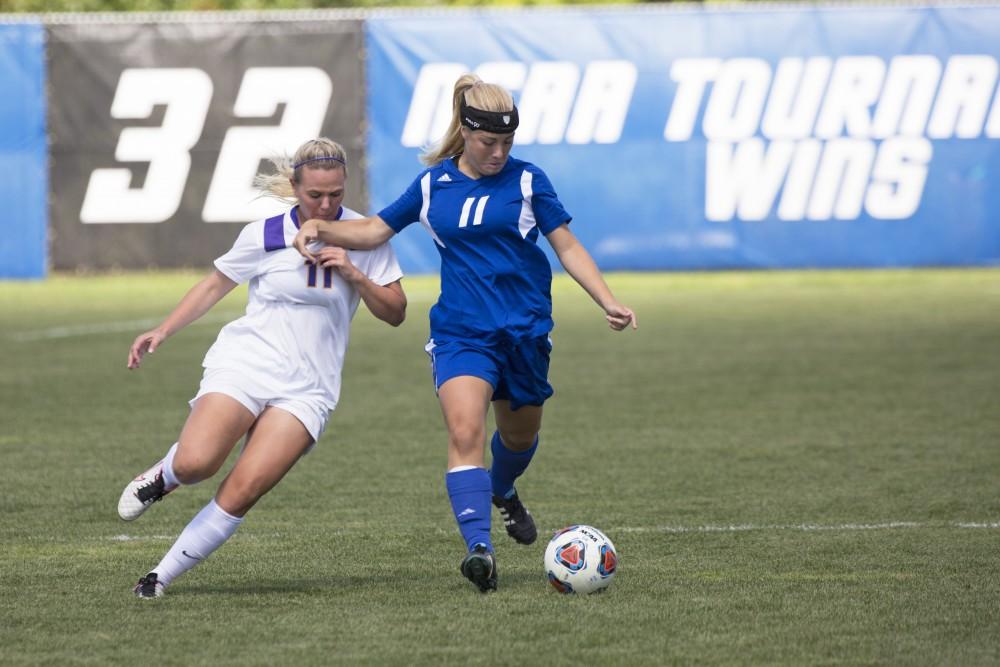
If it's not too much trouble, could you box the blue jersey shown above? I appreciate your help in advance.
[379,156,570,342]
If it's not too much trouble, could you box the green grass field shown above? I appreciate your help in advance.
[1,269,998,665]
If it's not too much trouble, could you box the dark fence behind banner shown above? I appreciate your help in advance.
[48,18,365,271]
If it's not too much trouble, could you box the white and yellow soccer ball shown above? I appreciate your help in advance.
[543,524,618,595]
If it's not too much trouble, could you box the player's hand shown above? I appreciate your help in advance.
[293,219,320,263]
[605,303,637,331]
[127,329,167,369]
[316,246,363,284]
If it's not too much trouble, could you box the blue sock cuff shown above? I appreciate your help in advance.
[491,431,538,460]
[446,467,491,492]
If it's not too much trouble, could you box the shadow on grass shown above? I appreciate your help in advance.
[177,576,387,596]
[167,568,544,596]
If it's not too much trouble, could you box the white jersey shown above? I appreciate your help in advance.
[205,205,403,412]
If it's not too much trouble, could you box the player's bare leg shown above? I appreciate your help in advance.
[134,406,313,598]
[214,407,314,517]
[173,393,259,483]
[119,393,254,521]
[438,377,498,592]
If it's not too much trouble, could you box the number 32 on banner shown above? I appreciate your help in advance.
[80,67,331,224]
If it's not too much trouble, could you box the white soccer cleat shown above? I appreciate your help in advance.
[117,460,178,521]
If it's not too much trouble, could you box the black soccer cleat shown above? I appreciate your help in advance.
[460,544,498,593]
[492,491,537,545]
[133,572,164,599]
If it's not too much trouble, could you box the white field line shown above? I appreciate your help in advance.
[110,534,179,542]
[105,520,1000,543]
[9,312,240,342]
[8,288,441,343]
[615,521,999,534]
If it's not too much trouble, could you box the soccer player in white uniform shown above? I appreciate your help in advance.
[292,76,637,593]
[118,138,406,598]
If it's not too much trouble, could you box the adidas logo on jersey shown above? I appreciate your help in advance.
[437,173,452,182]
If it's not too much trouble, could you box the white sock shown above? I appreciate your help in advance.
[151,499,244,587]
[161,443,180,488]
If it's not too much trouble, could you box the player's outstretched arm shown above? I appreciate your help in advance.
[314,246,407,327]
[127,270,238,369]
[293,216,396,261]
[546,224,637,331]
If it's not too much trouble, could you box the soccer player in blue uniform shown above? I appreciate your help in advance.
[294,74,637,593]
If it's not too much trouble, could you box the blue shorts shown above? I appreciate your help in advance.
[425,335,554,410]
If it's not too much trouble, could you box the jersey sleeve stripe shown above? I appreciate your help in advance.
[518,170,538,239]
[419,172,447,248]
[263,213,287,252]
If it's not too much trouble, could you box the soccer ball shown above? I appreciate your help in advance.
[543,524,618,595]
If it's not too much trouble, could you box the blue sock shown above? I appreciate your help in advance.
[446,467,493,552]
[489,431,538,500]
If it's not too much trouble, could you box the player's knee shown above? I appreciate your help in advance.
[172,449,223,483]
[448,422,485,456]
[497,428,538,452]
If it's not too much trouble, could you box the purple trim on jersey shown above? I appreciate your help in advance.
[264,214,286,252]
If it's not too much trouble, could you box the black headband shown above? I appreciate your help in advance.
[460,99,519,134]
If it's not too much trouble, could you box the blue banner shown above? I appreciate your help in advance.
[0,23,46,279]
[366,6,1000,272]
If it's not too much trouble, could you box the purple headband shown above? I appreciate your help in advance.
[293,155,347,169]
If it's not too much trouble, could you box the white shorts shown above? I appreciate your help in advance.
[190,368,330,443]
